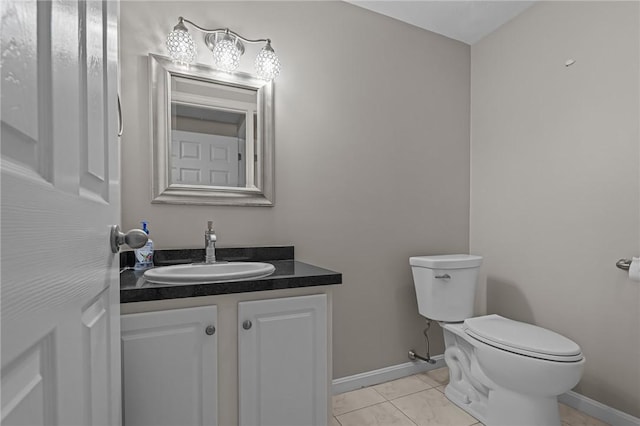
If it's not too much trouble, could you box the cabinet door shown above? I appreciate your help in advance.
[121,306,218,426]
[239,294,327,426]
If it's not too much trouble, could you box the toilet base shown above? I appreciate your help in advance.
[444,385,487,424]
[442,324,489,423]
[441,322,567,426]
[445,381,562,426]
[486,389,560,426]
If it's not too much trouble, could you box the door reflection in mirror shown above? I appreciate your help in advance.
[170,103,248,187]
[170,76,258,188]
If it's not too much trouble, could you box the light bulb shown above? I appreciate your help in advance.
[255,42,281,81]
[212,34,241,72]
[166,20,196,65]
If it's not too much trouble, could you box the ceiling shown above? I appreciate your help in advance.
[345,1,536,45]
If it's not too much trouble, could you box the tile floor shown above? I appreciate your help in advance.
[331,367,609,426]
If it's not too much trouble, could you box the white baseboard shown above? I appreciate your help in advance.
[559,390,640,426]
[332,354,445,395]
[333,358,640,426]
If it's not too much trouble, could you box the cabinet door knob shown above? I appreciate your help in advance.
[205,325,216,335]
[242,320,252,330]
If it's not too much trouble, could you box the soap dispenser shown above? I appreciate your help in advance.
[134,221,154,270]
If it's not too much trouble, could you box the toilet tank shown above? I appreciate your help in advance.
[410,255,483,322]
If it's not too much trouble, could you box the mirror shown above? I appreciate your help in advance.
[150,54,274,206]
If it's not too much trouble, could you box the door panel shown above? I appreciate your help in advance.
[82,289,111,426]
[0,0,45,176]
[0,334,55,425]
[80,0,109,200]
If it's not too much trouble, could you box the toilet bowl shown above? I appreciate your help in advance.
[410,255,584,426]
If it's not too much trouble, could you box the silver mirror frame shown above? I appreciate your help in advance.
[149,53,274,206]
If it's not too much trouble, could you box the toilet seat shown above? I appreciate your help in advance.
[463,315,583,362]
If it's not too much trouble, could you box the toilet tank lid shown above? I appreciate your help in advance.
[463,315,582,360]
[409,254,483,269]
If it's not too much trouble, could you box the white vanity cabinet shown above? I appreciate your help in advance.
[238,294,328,426]
[121,305,218,426]
[120,288,332,426]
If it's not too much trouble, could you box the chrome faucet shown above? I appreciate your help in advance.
[205,221,217,264]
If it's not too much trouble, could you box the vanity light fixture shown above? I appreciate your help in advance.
[166,17,281,81]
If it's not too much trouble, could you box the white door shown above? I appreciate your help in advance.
[121,306,218,426]
[1,1,120,425]
[238,294,328,426]
[171,130,240,186]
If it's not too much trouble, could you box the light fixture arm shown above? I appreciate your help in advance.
[179,17,271,45]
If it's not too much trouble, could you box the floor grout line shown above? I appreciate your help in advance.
[396,405,419,426]
[335,400,421,426]
[332,399,386,417]
[370,386,388,401]
[385,386,440,403]
[371,375,440,401]
[387,398,409,421]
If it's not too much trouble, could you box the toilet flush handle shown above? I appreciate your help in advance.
[435,274,451,279]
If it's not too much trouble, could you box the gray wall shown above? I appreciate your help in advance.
[121,1,471,378]
[470,1,640,417]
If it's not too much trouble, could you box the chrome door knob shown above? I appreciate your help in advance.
[110,225,148,253]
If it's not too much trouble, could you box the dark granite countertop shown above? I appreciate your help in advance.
[120,246,342,303]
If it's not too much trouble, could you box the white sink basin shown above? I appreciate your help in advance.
[143,262,276,285]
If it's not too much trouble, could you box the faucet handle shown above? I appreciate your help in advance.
[207,221,214,231]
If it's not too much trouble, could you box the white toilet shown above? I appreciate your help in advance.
[410,254,584,426]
